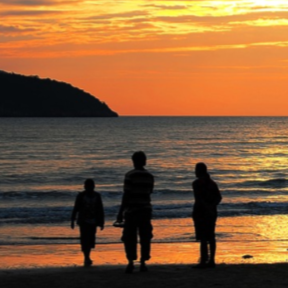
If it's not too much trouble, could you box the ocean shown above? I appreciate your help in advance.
[1,117,288,251]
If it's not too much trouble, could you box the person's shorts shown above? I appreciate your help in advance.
[79,223,97,251]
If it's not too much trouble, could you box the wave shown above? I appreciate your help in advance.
[238,178,288,189]
[1,186,288,202]
[0,189,193,199]
[222,189,288,196]
[1,201,288,225]
[0,191,74,199]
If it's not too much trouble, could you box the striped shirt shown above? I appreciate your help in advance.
[116,168,154,219]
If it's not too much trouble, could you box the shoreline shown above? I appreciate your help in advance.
[0,240,288,270]
[1,216,288,270]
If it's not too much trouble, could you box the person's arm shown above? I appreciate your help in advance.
[151,174,154,194]
[192,180,204,204]
[116,175,131,222]
[71,193,81,229]
[117,191,129,222]
[202,182,222,215]
[209,182,222,206]
[192,181,197,199]
[214,184,222,205]
[97,194,105,230]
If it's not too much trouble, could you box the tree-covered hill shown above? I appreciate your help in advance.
[0,71,118,117]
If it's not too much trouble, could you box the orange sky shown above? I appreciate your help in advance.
[1,0,288,116]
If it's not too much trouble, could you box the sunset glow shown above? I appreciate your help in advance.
[1,216,288,268]
[1,0,288,115]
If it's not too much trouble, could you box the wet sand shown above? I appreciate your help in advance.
[1,240,288,269]
[1,241,288,287]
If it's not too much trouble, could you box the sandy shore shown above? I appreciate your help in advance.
[0,240,288,288]
[0,241,288,288]
[1,240,288,270]
[0,241,288,287]
[1,263,288,288]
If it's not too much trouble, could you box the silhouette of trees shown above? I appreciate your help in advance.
[0,71,118,117]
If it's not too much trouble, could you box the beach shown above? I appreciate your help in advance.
[1,242,288,288]
[1,239,288,269]
[2,117,288,286]
[2,215,288,269]
[1,233,288,287]
[1,264,288,288]
[1,215,288,288]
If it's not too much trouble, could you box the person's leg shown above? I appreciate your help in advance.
[207,238,216,267]
[200,238,208,263]
[83,248,92,265]
[85,225,97,266]
[138,212,153,271]
[193,217,208,263]
[193,237,208,268]
[206,218,217,267]
[80,224,93,266]
[121,214,137,273]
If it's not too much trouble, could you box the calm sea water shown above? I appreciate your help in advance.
[1,117,288,246]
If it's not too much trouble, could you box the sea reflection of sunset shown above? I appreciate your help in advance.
[1,117,288,268]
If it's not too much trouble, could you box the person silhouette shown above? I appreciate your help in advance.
[116,151,154,273]
[192,163,222,268]
[71,178,105,266]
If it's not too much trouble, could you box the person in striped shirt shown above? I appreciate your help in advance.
[117,151,154,273]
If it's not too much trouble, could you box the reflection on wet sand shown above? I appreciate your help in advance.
[0,240,287,269]
[1,215,288,269]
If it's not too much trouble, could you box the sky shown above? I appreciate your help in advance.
[1,0,288,116]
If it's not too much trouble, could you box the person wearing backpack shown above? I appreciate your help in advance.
[71,178,105,266]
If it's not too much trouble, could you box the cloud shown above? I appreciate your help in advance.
[141,4,188,10]
[150,11,288,24]
[251,5,288,11]
[2,0,288,59]
[0,24,35,34]
[230,18,288,27]
[3,27,288,59]
[86,11,149,21]
[0,0,79,6]
[0,10,62,17]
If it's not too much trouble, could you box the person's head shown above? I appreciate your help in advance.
[84,178,95,191]
[195,162,208,178]
[132,151,146,168]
